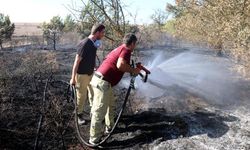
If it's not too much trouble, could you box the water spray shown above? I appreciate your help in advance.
[136,51,241,107]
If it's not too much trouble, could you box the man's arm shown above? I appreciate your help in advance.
[116,57,140,74]
[70,54,82,85]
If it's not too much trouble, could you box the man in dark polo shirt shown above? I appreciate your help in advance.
[70,23,105,125]
[89,33,140,144]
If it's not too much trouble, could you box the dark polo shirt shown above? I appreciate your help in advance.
[76,38,97,75]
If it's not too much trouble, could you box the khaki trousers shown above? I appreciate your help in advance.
[89,75,115,142]
[75,73,93,114]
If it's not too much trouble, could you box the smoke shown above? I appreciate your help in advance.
[132,51,243,109]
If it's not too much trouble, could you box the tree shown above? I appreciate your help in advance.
[63,14,76,32]
[70,0,138,49]
[42,16,64,50]
[151,9,169,29]
[164,19,176,34]
[0,13,15,50]
[166,0,250,76]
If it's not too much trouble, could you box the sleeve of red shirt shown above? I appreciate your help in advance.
[119,48,131,64]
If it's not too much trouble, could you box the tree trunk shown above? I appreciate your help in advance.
[53,40,56,50]
[53,33,56,50]
[0,41,2,50]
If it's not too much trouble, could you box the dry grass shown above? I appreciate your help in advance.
[14,23,43,36]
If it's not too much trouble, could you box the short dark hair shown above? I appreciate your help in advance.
[91,23,105,34]
[123,33,137,46]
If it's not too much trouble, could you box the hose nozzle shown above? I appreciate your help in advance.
[136,62,151,74]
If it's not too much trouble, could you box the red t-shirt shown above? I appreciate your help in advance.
[97,44,131,86]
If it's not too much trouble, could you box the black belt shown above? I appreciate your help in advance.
[94,73,107,81]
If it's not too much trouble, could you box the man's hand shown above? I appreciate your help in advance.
[70,54,81,86]
[70,78,76,85]
[132,68,141,76]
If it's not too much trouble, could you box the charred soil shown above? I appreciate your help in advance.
[0,45,250,150]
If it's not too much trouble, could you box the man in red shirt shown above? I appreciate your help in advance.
[89,33,140,144]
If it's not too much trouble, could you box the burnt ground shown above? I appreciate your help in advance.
[122,89,250,150]
[0,43,250,150]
